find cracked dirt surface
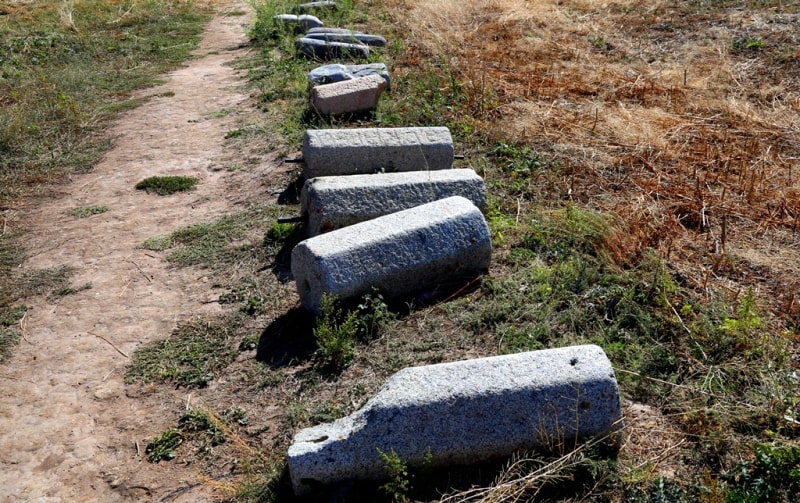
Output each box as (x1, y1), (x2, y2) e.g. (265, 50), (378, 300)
(0, 3), (285, 501)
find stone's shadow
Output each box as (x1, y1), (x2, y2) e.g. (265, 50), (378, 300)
(301, 107), (378, 127)
(256, 307), (316, 368)
(283, 441), (619, 503)
(277, 175), (304, 205)
(269, 223), (306, 284)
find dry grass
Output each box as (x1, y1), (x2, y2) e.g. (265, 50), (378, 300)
(386, 0), (800, 318)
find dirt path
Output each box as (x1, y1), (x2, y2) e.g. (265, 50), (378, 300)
(0, 3), (281, 501)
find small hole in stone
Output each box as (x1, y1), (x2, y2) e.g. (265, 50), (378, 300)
(311, 435), (328, 443)
(570, 358), (578, 366)
(302, 279), (311, 295)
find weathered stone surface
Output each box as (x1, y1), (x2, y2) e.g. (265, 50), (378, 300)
(291, 196), (490, 313)
(301, 169), (486, 236)
(273, 14), (324, 32)
(305, 31), (387, 47)
(306, 27), (354, 35)
(293, 1), (337, 13)
(302, 126), (454, 178)
(287, 344), (622, 494)
(310, 74), (386, 116)
(295, 37), (370, 60)
(308, 63), (391, 90)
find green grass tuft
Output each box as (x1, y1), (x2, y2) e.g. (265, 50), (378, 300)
(66, 205), (108, 218)
(135, 176), (199, 195)
(125, 319), (238, 388)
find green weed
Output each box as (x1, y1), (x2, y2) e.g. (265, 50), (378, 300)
(66, 205), (108, 218)
(378, 448), (411, 502)
(125, 319), (238, 388)
(135, 175), (199, 195)
(725, 443), (800, 502)
(142, 206), (275, 268)
(146, 428), (183, 463)
(314, 294), (358, 369)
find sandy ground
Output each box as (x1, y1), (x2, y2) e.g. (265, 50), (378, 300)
(0, 3), (284, 501)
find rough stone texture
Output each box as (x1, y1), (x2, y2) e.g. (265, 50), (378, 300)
(310, 74), (386, 116)
(306, 27), (354, 34)
(302, 126), (454, 178)
(273, 14), (324, 32)
(293, 0), (337, 13)
(287, 344), (622, 494)
(301, 169), (486, 236)
(291, 196), (490, 313)
(305, 31), (387, 47)
(308, 63), (391, 90)
(295, 37), (370, 60)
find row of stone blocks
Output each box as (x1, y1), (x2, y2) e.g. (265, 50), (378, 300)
(271, 12), (622, 495)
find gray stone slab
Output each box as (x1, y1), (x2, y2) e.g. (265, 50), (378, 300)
(295, 37), (370, 60)
(306, 27), (355, 35)
(287, 344), (622, 494)
(308, 63), (391, 90)
(301, 169), (486, 236)
(273, 14), (324, 32)
(310, 73), (387, 116)
(302, 127), (454, 178)
(304, 32), (387, 47)
(293, 1), (337, 13)
(291, 196), (491, 313)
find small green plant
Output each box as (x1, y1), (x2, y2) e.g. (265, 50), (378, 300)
(725, 443), (800, 502)
(356, 290), (395, 340)
(265, 221), (295, 242)
(378, 448), (411, 502)
(732, 37), (765, 51)
(145, 428), (183, 462)
(178, 410), (226, 447)
(314, 294), (358, 369)
(140, 235), (174, 251)
(66, 205), (108, 218)
(224, 128), (244, 139)
(135, 176), (199, 195)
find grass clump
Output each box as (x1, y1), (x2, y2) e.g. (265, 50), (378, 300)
(146, 428), (183, 463)
(725, 442), (800, 502)
(125, 319), (238, 388)
(141, 206), (275, 268)
(66, 205), (108, 218)
(0, 304), (26, 362)
(313, 291), (396, 370)
(135, 176), (199, 195)
(314, 294), (359, 369)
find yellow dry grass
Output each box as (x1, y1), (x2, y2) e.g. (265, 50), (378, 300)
(387, 0), (800, 315)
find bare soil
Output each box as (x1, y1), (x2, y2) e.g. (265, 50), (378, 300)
(0, 3), (288, 501)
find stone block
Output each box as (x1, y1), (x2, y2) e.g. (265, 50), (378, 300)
(306, 27), (354, 35)
(273, 14), (324, 32)
(293, 1), (337, 13)
(302, 126), (454, 178)
(295, 37), (370, 60)
(291, 196), (491, 313)
(301, 169), (487, 236)
(308, 63), (391, 90)
(305, 31), (387, 47)
(287, 344), (622, 494)
(310, 74), (386, 116)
